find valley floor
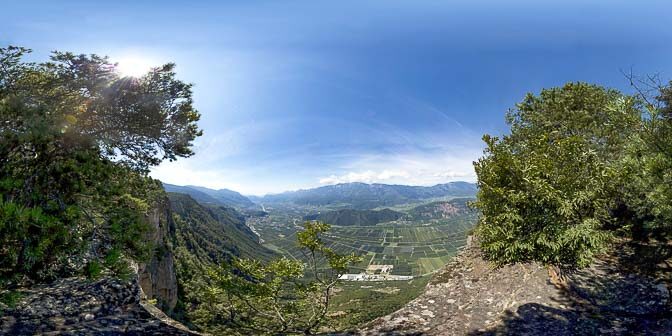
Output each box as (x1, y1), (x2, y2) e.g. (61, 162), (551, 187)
(356, 239), (672, 336)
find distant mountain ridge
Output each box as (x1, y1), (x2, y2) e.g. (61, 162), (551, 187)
(257, 181), (477, 209)
(163, 181), (478, 210)
(162, 183), (256, 209)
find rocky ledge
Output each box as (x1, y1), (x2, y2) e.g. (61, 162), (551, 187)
(0, 277), (198, 335)
(359, 240), (672, 335)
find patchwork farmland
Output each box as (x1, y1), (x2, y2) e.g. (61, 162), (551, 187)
(258, 208), (478, 276)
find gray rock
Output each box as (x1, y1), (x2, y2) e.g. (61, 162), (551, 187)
(0, 277), (199, 335)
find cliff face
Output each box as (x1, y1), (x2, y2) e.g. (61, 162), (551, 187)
(137, 192), (274, 314)
(0, 195), (192, 334)
(137, 196), (178, 311)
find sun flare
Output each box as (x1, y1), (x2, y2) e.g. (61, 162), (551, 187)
(116, 56), (155, 77)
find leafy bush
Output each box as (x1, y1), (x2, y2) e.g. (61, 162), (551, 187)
(473, 83), (642, 268)
(620, 80), (672, 239)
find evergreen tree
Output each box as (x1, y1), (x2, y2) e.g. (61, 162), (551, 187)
(188, 221), (361, 335)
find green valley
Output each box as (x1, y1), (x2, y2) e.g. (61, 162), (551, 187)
(250, 195), (478, 277)
(231, 185), (480, 332)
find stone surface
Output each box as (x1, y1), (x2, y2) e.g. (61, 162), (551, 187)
(357, 241), (672, 336)
(565, 258), (670, 316)
(0, 277), (198, 335)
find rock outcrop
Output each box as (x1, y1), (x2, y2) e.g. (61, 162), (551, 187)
(0, 196), (197, 335)
(359, 240), (672, 335)
(138, 196), (178, 311)
(0, 277), (197, 335)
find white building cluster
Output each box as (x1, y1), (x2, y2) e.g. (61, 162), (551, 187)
(339, 264), (413, 281)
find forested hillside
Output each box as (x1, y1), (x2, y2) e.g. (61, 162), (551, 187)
(407, 198), (474, 220)
(304, 208), (403, 226)
(164, 183), (256, 209)
(167, 192), (277, 326)
(168, 192), (274, 263)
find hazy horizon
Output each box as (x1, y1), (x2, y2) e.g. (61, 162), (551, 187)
(4, 0), (671, 194)
(164, 179), (478, 197)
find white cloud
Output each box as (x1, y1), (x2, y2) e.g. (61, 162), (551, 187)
(317, 151), (478, 187)
(150, 160), (247, 192)
(433, 170), (473, 178)
(319, 169), (410, 184)
(151, 118), (485, 195)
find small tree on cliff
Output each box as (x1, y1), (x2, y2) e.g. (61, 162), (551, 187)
(473, 82), (642, 268)
(0, 46), (201, 285)
(191, 221), (362, 335)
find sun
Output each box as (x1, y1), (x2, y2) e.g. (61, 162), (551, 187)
(116, 56), (155, 77)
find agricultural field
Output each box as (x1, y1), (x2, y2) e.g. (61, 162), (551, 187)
(245, 197), (478, 329)
(327, 218), (475, 276)
(328, 276), (431, 330)
(251, 200), (478, 276)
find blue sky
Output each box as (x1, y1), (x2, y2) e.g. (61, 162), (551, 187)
(2, 0), (671, 195)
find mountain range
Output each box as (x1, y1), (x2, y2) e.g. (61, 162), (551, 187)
(163, 181), (478, 210)
(252, 181), (477, 209)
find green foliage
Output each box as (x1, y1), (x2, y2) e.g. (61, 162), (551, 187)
(620, 80), (672, 238)
(168, 193), (275, 263)
(84, 261), (103, 279)
(0, 45), (201, 285)
(304, 208), (403, 226)
(0, 198), (75, 284)
(169, 193), (277, 325)
(0, 290), (24, 311)
(188, 222), (362, 335)
(473, 83), (642, 268)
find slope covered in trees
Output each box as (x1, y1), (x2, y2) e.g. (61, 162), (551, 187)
(406, 198), (475, 221)
(164, 184), (256, 209)
(168, 192), (274, 263)
(304, 208), (403, 226)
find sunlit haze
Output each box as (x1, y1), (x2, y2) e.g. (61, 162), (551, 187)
(3, 0), (670, 195)
(116, 56), (155, 77)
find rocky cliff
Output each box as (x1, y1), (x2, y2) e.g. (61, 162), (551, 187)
(0, 277), (197, 335)
(359, 239), (672, 335)
(138, 196), (179, 311)
(0, 196), (198, 335)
